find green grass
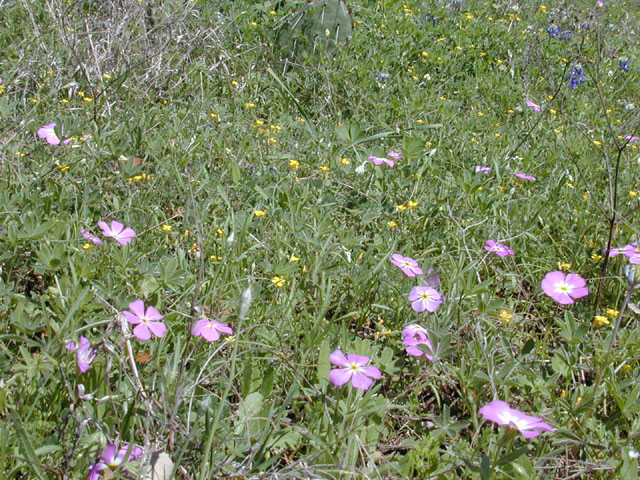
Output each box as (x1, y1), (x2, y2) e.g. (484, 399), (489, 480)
(1, 0), (640, 478)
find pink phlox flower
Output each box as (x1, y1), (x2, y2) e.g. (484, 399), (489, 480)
(402, 323), (427, 338)
(475, 165), (492, 174)
(485, 239), (514, 257)
(122, 300), (167, 340)
(88, 443), (144, 480)
(423, 268), (441, 289)
(541, 271), (589, 305)
(65, 336), (97, 372)
(607, 243), (635, 257)
(512, 172), (536, 181)
(624, 135), (640, 142)
(81, 228), (103, 245)
(192, 318), (233, 341)
(37, 122), (71, 146)
(328, 349), (382, 390)
(98, 220), (137, 245)
(479, 400), (554, 439)
(387, 151), (403, 160)
(367, 155), (395, 167)
(402, 329), (438, 360)
(390, 253), (423, 277)
(408, 285), (443, 313)
(526, 100), (541, 112)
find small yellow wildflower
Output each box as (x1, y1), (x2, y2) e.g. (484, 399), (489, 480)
(439, 96), (447, 101)
(209, 255), (222, 261)
(566, 182), (575, 188)
(319, 166), (329, 172)
(209, 113), (218, 119)
(225, 335), (236, 343)
(216, 228), (224, 237)
(82, 243), (93, 250)
(507, 109), (515, 114)
(102, 73), (112, 79)
(250, 21), (258, 27)
(420, 51), (429, 57)
(479, 52), (487, 57)
(289, 159), (300, 169)
(415, 119), (425, 125)
(59, 165), (69, 173)
(339, 158), (350, 165)
(593, 315), (610, 326)
(268, 9), (276, 15)
(289, 254), (299, 262)
(267, 137), (277, 144)
(591, 253), (602, 261)
(254, 209), (267, 217)
(583, 192), (589, 201)
(557, 261), (571, 271)
(606, 308), (619, 317)
(494, 133), (501, 137)
(271, 276), (286, 287)
(161, 224), (172, 232)
(549, 109), (557, 115)
(622, 364), (632, 372)
(296, 117), (306, 123)
(231, 80), (238, 86)
(406, 200), (419, 209)
(61, 98), (69, 104)
(630, 191), (638, 198)
(396, 204), (407, 212)
(244, 102), (255, 108)
(539, 5), (547, 12)
(387, 221), (397, 228)
(499, 310), (513, 324)
(593, 140), (602, 146)
(477, 111), (484, 116)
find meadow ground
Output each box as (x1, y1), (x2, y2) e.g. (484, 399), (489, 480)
(1, 0), (640, 478)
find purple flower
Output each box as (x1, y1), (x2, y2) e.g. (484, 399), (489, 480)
(390, 254), (423, 277)
(479, 400), (554, 439)
(512, 172), (536, 181)
(402, 328), (437, 360)
(546, 27), (559, 37)
(98, 221), (136, 245)
(122, 300), (167, 340)
(402, 323), (427, 338)
(37, 122), (70, 146)
(192, 318), (233, 341)
(526, 100), (541, 112)
(88, 443), (144, 480)
(475, 165), (491, 174)
(387, 151), (403, 160)
(624, 135), (640, 143)
(81, 229), (103, 245)
(620, 59), (630, 72)
(328, 349), (381, 390)
(65, 336), (97, 373)
(541, 271), (589, 304)
(367, 155), (394, 167)
(484, 239), (514, 257)
(608, 243), (635, 257)
(423, 267), (441, 288)
(408, 286), (443, 313)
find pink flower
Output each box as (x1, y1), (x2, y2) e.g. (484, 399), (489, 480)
(98, 221), (136, 245)
(512, 172), (536, 181)
(328, 349), (382, 390)
(402, 323), (427, 338)
(475, 165), (492, 174)
(37, 122), (71, 146)
(402, 328), (437, 360)
(390, 254), (423, 277)
(479, 400), (554, 439)
(408, 286), (443, 313)
(65, 336), (97, 373)
(88, 443), (144, 480)
(192, 318), (233, 341)
(122, 300), (167, 340)
(81, 229), (103, 245)
(541, 271), (589, 305)
(526, 100), (541, 112)
(624, 135), (640, 142)
(608, 244), (635, 257)
(367, 155), (395, 167)
(484, 239), (514, 257)
(387, 151), (403, 160)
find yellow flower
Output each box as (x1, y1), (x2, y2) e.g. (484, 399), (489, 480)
(102, 73), (112, 79)
(289, 159), (300, 169)
(477, 111), (484, 116)
(289, 254), (299, 262)
(630, 191), (638, 198)
(406, 200), (419, 209)
(61, 98), (69, 104)
(396, 204), (407, 212)
(593, 140), (602, 146)
(209, 113), (218, 119)
(593, 315), (610, 326)
(549, 109), (557, 115)
(161, 224), (172, 232)
(507, 109), (515, 114)
(591, 253), (602, 261)
(271, 276), (286, 287)
(59, 165), (69, 173)
(499, 310), (513, 324)
(83, 96), (93, 103)
(566, 182), (575, 188)
(254, 209), (267, 217)
(231, 80), (238, 86)
(225, 335), (236, 343)
(296, 117), (306, 123)
(606, 308), (619, 317)
(82, 243), (94, 250)
(245, 102), (255, 108)
(216, 228), (224, 237)
(250, 21), (258, 27)
(267, 137), (277, 144)
(339, 157), (350, 165)
(539, 5), (547, 12)
(583, 192), (589, 201)
(209, 255), (222, 261)
(387, 221), (397, 228)
(557, 261), (571, 271)
(439, 96), (447, 101)
(622, 364), (632, 372)
(268, 9), (276, 15)
(319, 166), (329, 172)
(415, 119), (425, 125)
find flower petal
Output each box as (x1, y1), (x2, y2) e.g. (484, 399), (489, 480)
(329, 349), (349, 367)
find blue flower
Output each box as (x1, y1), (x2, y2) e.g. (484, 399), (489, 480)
(547, 26), (559, 37)
(620, 59), (630, 72)
(558, 31), (572, 40)
(568, 67), (586, 89)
